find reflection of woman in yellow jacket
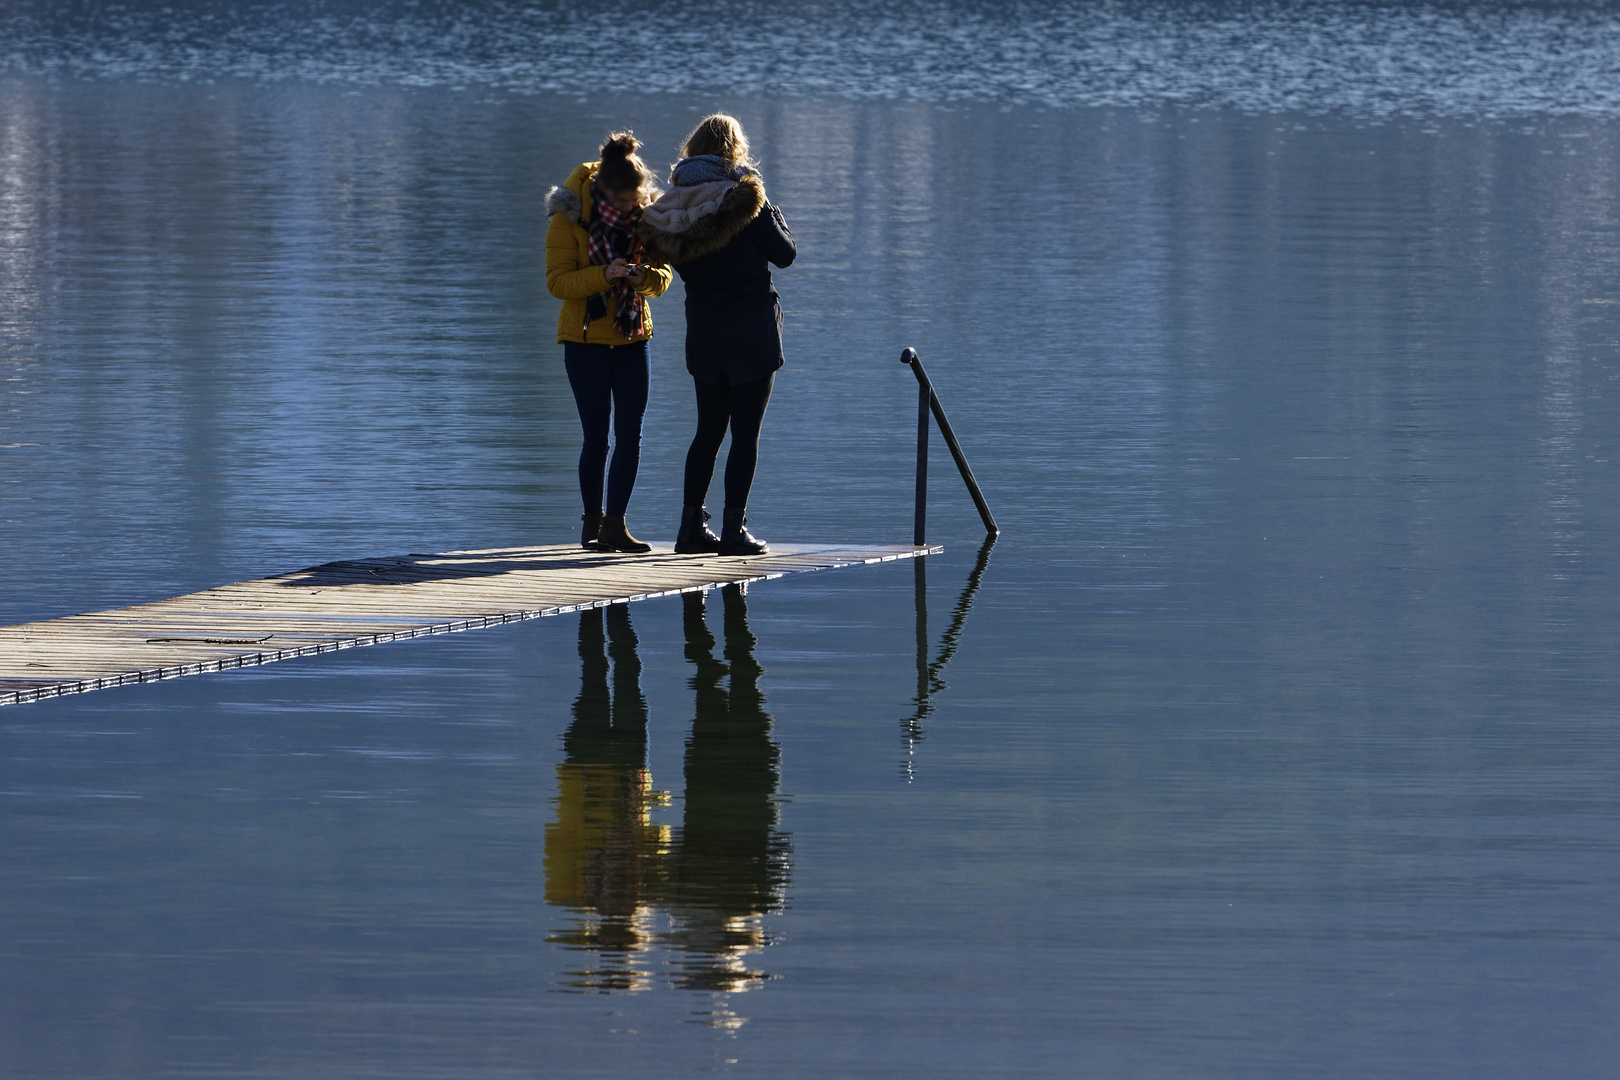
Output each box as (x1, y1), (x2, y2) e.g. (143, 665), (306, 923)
(545, 132), (673, 553)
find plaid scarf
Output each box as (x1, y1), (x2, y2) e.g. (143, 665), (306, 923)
(587, 183), (646, 339)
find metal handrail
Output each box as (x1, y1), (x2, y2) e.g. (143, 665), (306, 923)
(901, 347), (998, 544)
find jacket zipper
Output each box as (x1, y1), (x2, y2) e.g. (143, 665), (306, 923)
(582, 213), (593, 343)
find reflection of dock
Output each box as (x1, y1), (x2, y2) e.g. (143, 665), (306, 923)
(0, 543), (937, 706)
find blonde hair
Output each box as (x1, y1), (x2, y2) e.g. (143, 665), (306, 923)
(596, 130), (660, 202)
(680, 113), (756, 169)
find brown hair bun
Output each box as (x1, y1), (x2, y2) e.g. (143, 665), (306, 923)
(595, 130), (658, 201)
(600, 130), (640, 161)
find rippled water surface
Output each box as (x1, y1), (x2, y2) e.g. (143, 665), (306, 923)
(5, 3), (1620, 1078)
(8, 0), (1620, 117)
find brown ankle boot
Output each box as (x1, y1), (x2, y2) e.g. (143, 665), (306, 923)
(597, 514), (651, 553)
(581, 510), (603, 549)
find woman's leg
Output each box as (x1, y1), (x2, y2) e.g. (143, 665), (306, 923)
(605, 603), (646, 745)
(563, 343), (612, 513)
(721, 373), (775, 511)
(684, 377), (732, 507)
(603, 341), (650, 517)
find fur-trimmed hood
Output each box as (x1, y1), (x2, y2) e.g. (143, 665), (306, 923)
(638, 174), (766, 266)
(545, 162), (595, 225)
(545, 184), (582, 222)
(640, 180), (734, 234)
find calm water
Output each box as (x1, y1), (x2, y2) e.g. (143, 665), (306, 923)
(5, 3), (1620, 1077)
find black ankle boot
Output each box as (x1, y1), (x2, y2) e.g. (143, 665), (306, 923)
(581, 510), (603, 549)
(719, 507), (767, 556)
(675, 505), (722, 554)
(597, 514), (651, 553)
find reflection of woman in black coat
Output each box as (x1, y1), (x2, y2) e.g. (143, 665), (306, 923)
(640, 114), (796, 556)
(662, 585), (789, 991)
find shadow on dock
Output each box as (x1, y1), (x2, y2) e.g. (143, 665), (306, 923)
(543, 585), (788, 998)
(281, 549), (674, 588)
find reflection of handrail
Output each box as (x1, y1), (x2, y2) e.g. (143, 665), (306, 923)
(902, 534), (996, 778)
(901, 347), (999, 544)
(927, 533), (996, 682)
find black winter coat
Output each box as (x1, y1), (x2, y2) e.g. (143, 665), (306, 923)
(639, 176), (796, 387)
(681, 204), (795, 386)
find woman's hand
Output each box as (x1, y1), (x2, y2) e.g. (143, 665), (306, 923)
(605, 257), (630, 281)
(626, 265), (647, 287)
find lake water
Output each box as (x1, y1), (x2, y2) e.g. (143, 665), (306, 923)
(5, 2), (1620, 1077)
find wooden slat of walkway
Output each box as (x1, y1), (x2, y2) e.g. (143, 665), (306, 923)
(0, 543), (938, 707)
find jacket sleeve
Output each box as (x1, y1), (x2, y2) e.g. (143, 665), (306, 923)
(635, 261), (673, 299)
(545, 213), (610, 300)
(750, 204), (796, 269)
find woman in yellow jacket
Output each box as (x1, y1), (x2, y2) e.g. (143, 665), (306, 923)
(545, 132), (672, 552)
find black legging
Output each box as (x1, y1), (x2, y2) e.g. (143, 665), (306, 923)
(683, 373), (774, 510)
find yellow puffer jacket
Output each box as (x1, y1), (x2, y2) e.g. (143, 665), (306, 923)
(545, 162), (672, 345)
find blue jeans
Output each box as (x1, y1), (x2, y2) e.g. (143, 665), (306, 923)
(564, 340), (650, 517)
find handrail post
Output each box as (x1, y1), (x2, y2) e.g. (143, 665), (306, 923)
(915, 372), (930, 545)
(901, 348), (999, 539)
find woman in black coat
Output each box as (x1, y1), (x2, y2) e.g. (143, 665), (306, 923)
(639, 114), (795, 556)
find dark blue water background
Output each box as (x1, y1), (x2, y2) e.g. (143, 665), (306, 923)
(4, 3), (1620, 1077)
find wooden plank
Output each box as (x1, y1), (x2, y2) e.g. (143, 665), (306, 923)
(0, 543), (938, 706)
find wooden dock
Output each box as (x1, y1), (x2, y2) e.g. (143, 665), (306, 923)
(0, 543), (937, 707)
